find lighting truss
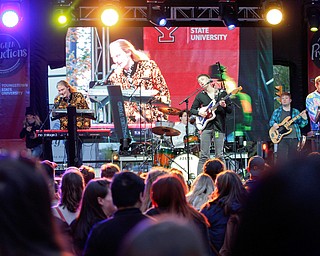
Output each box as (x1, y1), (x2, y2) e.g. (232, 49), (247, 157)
(76, 5), (263, 26)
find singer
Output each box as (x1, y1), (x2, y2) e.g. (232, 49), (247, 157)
(107, 39), (170, 124)
(190, 73), (232, 174)
(19, 107), (43, 158)
(53, 80), (91, 167)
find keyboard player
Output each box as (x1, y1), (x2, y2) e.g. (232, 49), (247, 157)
(53, 80), (91, 167)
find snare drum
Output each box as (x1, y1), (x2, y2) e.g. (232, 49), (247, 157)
(154, 148), (175, 168)
(170, 153), (199, 181)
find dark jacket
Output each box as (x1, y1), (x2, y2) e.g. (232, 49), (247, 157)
(201, 199), (242, 255)
(19, 123), (42, 149)
(190, 90), (232, 132)
(83, 208), (150, 256)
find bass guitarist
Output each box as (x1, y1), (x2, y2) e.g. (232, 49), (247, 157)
(190, 74), (232, 174)
(269, 92), (308, 161)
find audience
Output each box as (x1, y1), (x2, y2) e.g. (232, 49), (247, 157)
(233, 157), (320, 255)
(0, 153), (71, 255)
(100, 163), (120, 179)
(203, 158), (226, 182)
(201, 170), (248, 255)
(140, 167), (168, 212)
(187, 173), (215, 211)
(83, 171), (151, 256)
(71, 178), (116, 256)
(52, 168), (85, 225)
(145, 174), (212, 255)
(119, 217), (209, 256)
(79, 165), (95, 185)
(243, 155), (266, 193)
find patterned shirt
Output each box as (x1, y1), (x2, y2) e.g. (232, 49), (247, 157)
(54, 92), (91, 130)
(269, 107), (308, 141)
(306, 90), (320, 131)
(109, 60), (170, 124)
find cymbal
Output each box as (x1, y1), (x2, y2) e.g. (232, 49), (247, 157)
(158, 106), (181, 115)
(151, 126), (181, 136)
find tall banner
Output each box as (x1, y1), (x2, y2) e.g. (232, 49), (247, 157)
(308, 31), (320, 93)
(143, 27), (240, 115)
(0, 1), (30, 140)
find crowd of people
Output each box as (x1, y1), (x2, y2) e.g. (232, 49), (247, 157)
(2, 150), (320, 256)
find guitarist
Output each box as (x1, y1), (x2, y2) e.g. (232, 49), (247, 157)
(269, 92), (308, 161)
(190, 74), (232, 174)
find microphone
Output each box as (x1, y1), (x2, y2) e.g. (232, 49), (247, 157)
(103, 64), (117, 83)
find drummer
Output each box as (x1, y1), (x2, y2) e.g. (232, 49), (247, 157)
(172, 110), (197, 151)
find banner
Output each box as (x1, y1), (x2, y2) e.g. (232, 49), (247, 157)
(308, 31), (320, 93)
(0, 1), (30, 140)
(143, 27), (240, 116)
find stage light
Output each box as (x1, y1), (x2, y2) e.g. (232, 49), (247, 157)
(263, 0), (283, 25)
(0, 1), (21, 28)
(147, 2), (168, 27)
(307, 7), (320, 32)
(219, 2), (238, 30)
(100, 5), (120, 26)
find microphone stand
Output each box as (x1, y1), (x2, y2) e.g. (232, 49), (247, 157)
(179, 86), (205, 185)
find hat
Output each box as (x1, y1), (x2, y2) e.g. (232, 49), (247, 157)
(247, 156), (265, 176)
(208, 64), (226, 81)
(25, 107), (37, 116)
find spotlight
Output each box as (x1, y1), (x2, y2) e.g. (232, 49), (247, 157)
(100, 5), (120, 26)
(307, 6), (320, 32)
(53, 8), (72, 27)
(219, 2), (238, 30)
(0, 1), (21, 28)
(147, 2), (168, 27)
(263, 0), (283, 25)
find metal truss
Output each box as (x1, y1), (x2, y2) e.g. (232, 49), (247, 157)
(78, 5), (264, 24)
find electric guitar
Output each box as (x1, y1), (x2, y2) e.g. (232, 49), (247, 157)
(196, 86), (242, 131)
(269, 110), (307, 144)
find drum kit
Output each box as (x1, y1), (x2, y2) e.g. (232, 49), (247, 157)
(132, 101), (200, 181)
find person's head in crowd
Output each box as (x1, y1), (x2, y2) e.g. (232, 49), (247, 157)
(40, 160), (59, 204)
(79, 165), (95, 185)
(233, 157), (320, 255)
(169, 168), (189, 193)
(203, 158), (226, 181)
(207, 170), (248, 213)
(141, 167), (168, 212)
(247, 155), (265, 178)
(186, 173), (215, 211)
(100, 163), (120, 179)
(59, 169), (85, 213)
(111, 171), (145, 209)
(72, 178), (116, 255)
(119, 217), (207, 256)
(0, 153), (66, 255)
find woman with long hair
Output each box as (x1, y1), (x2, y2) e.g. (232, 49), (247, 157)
(52, 169), (85, 225)
(71, 178), (116, 255)
(200, 170), (248, 254)
(187, 173), (215, 211)
(146, 174), (212, 255)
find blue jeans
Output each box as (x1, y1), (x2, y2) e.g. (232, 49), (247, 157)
(197, 129), (225, 174)
(31, 144), (43, 158)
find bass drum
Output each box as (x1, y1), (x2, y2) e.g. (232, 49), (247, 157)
(170, 153), (199, 181)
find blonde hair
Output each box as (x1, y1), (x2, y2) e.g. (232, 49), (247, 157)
(110, 39), (150, 62)
(315, 76), (320, 85)
(186, 173), (214, 210)
(23, 114), (42, 127)
(56, 80), (77, 93)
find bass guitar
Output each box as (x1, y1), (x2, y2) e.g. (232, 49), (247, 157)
(269, 110), (307, 144)
(196, 87), (242, 131)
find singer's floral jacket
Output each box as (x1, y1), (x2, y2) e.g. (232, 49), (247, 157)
(109, 60), (170, 124)
(54, 92), (91, 130)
